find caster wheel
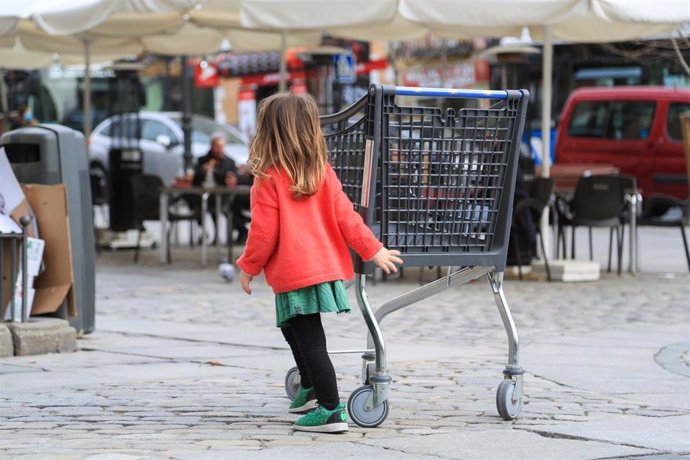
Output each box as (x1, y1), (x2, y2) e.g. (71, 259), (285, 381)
(496, 379), (522, 420)
(347, 385), (389, 428)
(284, 367), (300, 401)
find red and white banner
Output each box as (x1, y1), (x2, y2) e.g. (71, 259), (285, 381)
(195, 62), (219, 88)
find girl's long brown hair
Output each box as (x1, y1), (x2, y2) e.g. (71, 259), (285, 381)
(248, 92), (328, 198)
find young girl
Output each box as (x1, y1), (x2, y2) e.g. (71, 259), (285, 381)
(237, 93), (402, 434)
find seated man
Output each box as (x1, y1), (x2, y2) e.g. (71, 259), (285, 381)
(192, 133), (251, 244)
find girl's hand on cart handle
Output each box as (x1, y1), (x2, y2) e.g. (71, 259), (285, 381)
(240, 271), (253, 295)
(370, 248), (403, 274)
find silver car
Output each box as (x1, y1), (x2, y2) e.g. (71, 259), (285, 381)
(88, 111), (250, 188)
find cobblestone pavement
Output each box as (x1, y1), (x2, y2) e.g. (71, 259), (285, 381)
(1, 241), (689, 459)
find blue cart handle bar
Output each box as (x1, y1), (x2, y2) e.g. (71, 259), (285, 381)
(394, 86), (519, 100)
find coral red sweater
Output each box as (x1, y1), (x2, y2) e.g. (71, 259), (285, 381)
(237, 165), (382, 294)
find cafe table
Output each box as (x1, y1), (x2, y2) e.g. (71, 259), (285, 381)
(159, 181), (250, 266)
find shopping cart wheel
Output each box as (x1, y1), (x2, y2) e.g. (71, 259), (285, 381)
(284, 367), (301, 401)
(496, 379), (522, 420)
(348, 385), (389, 428)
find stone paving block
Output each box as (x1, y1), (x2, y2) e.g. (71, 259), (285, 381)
(5, 318), (76, 356)
(0, 323), (13, 357)
(362, 430), (653, 459)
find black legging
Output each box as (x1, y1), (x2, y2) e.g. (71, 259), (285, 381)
(281, 314), (339, 410)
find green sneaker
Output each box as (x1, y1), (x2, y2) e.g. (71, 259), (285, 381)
(289, 386), (318, 414)
(293, 403), (348, 433)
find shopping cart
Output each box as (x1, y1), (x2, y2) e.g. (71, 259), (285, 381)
(284, 84), (529, 427)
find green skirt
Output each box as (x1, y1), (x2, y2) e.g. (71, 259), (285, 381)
(275, 280), (350, 328)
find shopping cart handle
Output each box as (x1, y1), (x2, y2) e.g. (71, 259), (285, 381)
(394, 86), (518, 100)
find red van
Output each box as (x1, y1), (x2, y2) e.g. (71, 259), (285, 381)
(555, 86), (690, 198)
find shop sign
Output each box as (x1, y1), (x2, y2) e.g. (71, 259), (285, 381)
(195, 61), (219, 88)
(333, 53), (356, 84)
(401, 62), (476, 88)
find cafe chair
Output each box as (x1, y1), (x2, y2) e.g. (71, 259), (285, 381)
(130, 174), (200, 263)
(637, 195), (690, 272)
(556, 174), (634, 275)
(511, 177), (556, 281)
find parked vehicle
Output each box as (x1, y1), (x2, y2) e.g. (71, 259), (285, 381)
(88, 111), (249, 188)
(555, 86), (690, 198)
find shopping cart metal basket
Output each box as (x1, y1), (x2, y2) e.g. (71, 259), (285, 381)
(284, 84), (529, 427)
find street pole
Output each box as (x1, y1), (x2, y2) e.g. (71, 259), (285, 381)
(181, 55), (193, 173)
(82, 38), (92, 140)
(540, 25), (553, 258)
(279, 29), (288, 92)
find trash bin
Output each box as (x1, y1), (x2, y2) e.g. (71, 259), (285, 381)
(108, 146), (143, 232)
(1, 124), (96, 334)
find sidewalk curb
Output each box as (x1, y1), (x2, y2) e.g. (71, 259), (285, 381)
(5, 317), (78, 356)
(0, 323), (12, 357)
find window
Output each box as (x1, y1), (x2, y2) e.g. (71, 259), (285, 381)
(568, 101), (655, 140)
(103, 117), (139, 139)
(608, 101), (655, 140)
(170, 115), (245, 145)
(99, 121), (113, 137)
(666, 102), (690, 142)
(568, 102), (609, 138)
(142, 120), (177, 143)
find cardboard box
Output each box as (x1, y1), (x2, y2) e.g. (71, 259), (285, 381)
(21, 184), (76, 317)
(1, 144), (75, 319)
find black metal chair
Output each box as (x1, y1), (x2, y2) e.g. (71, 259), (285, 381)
(130, 174), (200, 263)
(637, 194), (690, 272)
(556, 174), (634, 275)
(511, 177), (555, 281)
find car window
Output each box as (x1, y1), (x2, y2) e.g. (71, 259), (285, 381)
(99, 121), (112, 137)
(191, 128), (210, 145)
(194, 118), (243, 144)
(105, 117), (139, 139)
(568, 101), (655, 140)
(568, 102), (609, 138)
(608, 101), (655, 140)
(142, 120), (177, 143)
(666, 102), (690, 142)
(170, 115), (245, 145)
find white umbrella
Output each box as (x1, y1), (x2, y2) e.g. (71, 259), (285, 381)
(401, 0), (687, 42)
(27, 0), (321, 52)
(31, 0), (201, 35)
(236, 0), (427, 48)
(237, 0), (425, 39)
